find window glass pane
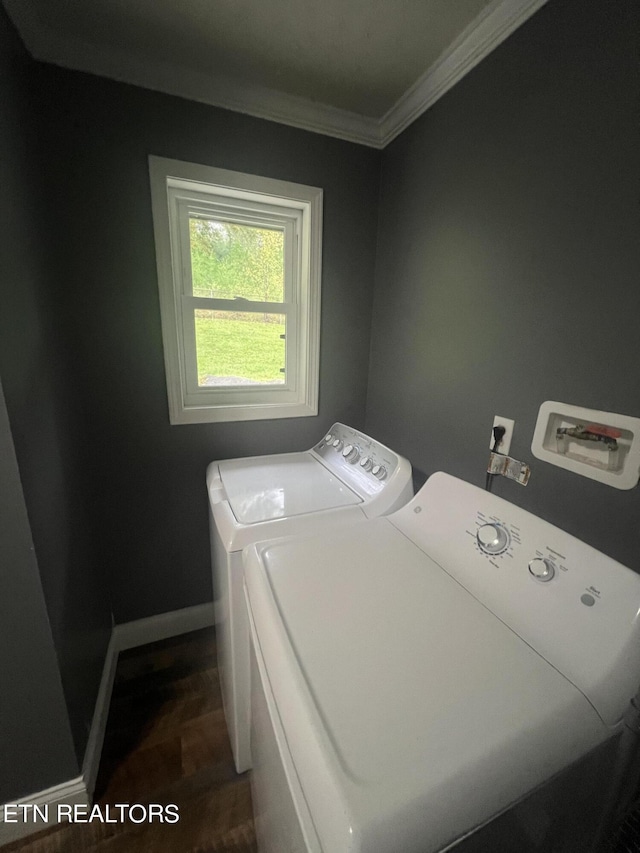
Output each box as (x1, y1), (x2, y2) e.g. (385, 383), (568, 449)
(189, 219), (284, 301)
(195, 310), (286, 387)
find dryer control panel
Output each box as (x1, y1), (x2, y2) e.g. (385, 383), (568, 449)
(389, 472), (640, 728)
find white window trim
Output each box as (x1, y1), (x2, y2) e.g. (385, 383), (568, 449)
(148, 156), (323, 424)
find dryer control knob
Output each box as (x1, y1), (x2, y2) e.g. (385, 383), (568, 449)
(342, 444), (360, 463)
(476, 523), (509, 555)
(528, 558), (555, 582)
(332, 439), (344, 451)
(324, 433), (333, 443)
(372, 465), (387, 480)
(360, 457), (373, 471)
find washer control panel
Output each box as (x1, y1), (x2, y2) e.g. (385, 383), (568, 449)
(311, 423), (413, 515)
(389, 471), (640, 728)
(316, 424), (397, 493)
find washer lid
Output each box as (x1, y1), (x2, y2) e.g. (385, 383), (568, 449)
(245, 519), (608, 853)
(219, 452), (361, 524)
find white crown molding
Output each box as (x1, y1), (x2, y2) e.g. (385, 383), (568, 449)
(2, 3), (382, 148)
(378, 0), (550, 147)
(4, 0), (549, 148)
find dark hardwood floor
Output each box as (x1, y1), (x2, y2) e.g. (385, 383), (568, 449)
(2, 628), (256, 853)
(5, 625), (640, 852)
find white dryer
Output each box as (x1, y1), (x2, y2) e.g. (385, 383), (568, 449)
(207, 423), (413, 773)
(244, 472), (640, 853)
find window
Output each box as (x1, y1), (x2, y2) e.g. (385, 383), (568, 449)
(149, 156), (323, 424)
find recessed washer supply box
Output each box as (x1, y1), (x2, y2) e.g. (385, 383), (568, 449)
(531, 401), (640, 490)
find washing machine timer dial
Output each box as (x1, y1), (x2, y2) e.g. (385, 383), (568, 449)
(476, 523), (510, 555)
(342, 444), (360, 463)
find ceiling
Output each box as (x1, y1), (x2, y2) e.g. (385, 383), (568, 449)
(4, 0), (548, 148)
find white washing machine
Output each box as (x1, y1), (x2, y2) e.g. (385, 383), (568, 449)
(243, 472), (640, 853)
(207, 423), (413, 773)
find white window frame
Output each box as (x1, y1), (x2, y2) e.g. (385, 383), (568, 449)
(148, 156), (323, 424)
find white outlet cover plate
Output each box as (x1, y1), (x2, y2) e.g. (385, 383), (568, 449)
(490, 416), (514, 456)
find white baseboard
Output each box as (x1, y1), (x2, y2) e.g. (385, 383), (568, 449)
(83, 602), (215, 791)
(1, 603), (215, 846)
(0, 776), (88, 846)
(81, 630), (119, 798)
(112, 602), (215, 651)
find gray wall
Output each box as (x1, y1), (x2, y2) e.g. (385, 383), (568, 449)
(0, 377), (78, 799)
(366, 0), (640, 569)
(0, 6), (112, 773)
(3, 0), (638, 806)
(29, 65), (381, 622)
(0, 24), (82, 773)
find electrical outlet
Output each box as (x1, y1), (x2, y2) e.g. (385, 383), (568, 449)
(490, 416), (515, 456)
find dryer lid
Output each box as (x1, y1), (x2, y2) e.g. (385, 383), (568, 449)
(219, 452), (361, 524)
(245, 519), (607, 853)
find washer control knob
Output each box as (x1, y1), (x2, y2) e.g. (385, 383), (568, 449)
(372, 464), (387, 480)
(342, 444), (360, 463)
(476, 523), (509, 555)
(360, 456), (373, 471)
(324, 433), (333, 443)
(332, 438), (344, 451)
(528, 558), (555, 582)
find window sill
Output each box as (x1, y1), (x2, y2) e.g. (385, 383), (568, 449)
(168, 399), (319, 425)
